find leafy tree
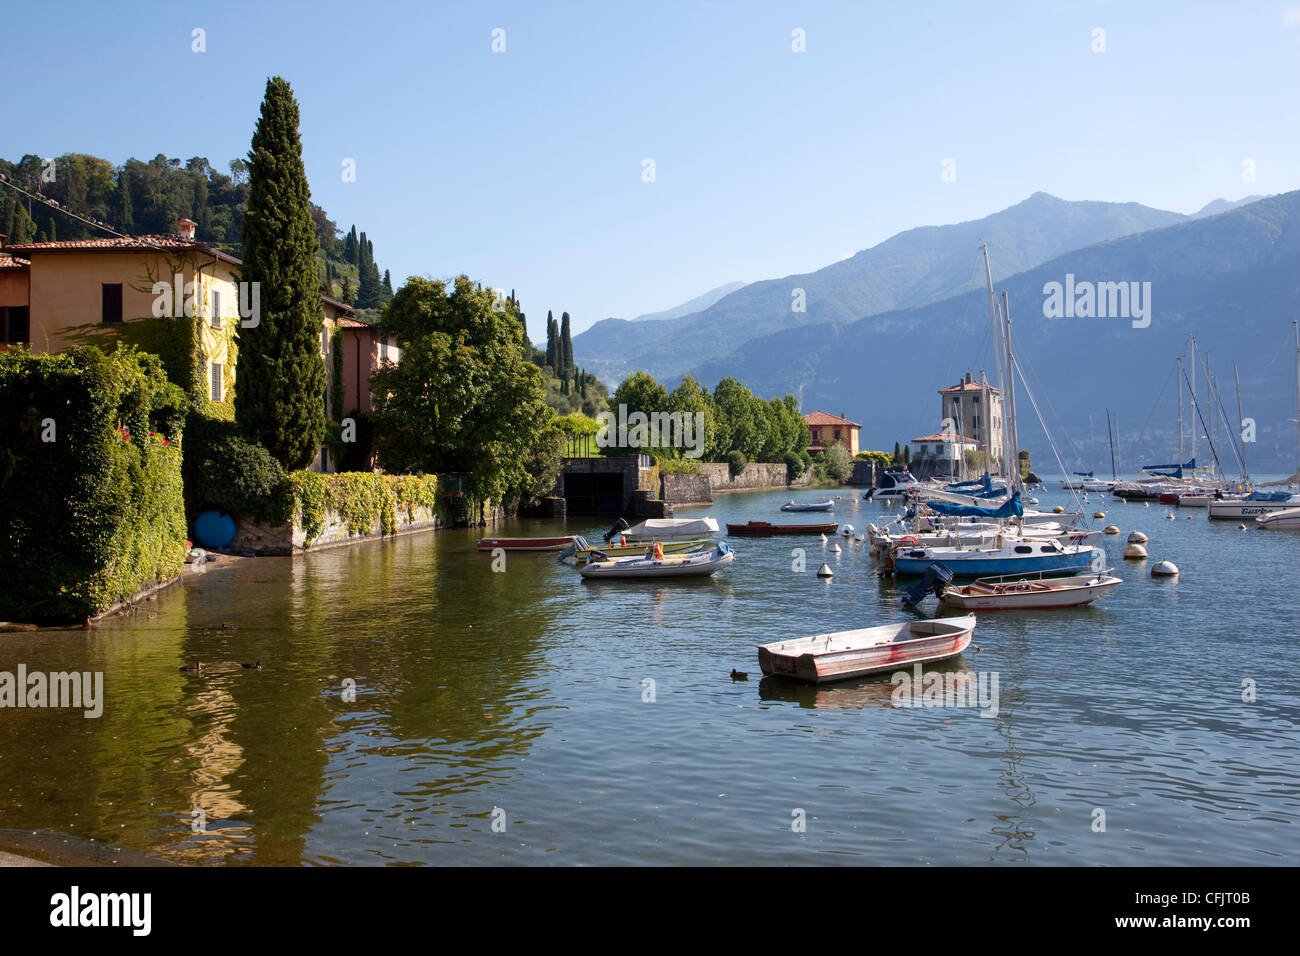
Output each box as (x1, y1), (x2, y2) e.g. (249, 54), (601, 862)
(611, 370), (669, 454)
(234, 75), (327, 470)
(823, 442), (853, 482)
(710, 377), (762, 460)
(371, 276), (552, 504)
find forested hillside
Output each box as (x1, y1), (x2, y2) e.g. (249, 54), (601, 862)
(0, 152), (389, 311)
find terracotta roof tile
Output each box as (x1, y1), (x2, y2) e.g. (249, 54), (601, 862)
(3, 234), (243, 266)
(939, 381), (1000, 394)
(803, 410), (862, 427)
(0, 253), (30, 270)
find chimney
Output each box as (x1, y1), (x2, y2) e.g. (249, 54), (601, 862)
(177, 218), (197, 241)
(965, 372), (972, 385)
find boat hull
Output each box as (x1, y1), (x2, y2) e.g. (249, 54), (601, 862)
(940, 572), (1122, 610)
(571, 539), (712, 562)
(579, 547), (735, 579)
(477, 535), (576, 551)
(726, 521), (839, 536)
(757, 616), (976, 683)
(1256, 507), (1300, 529)
(1208, 498), (1300, 519)
(780, 502), (834, 512)
(893, 547), (1101, 578)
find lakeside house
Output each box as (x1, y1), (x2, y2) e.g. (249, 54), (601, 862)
(803, 410), (861, 456)
(0, 219), (397, 472)
(939, 372), (1003, 468)
(909, 432), (979, 479)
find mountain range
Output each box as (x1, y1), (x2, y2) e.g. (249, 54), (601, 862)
(576, 191), (1298, 470)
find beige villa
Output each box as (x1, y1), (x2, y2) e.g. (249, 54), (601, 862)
(803, 410), (861, 456)
(0, 219), (397, 472)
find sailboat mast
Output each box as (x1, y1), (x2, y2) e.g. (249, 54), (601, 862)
(1294, 320), (1300, 471)
(1177, 357), (1184, 469)
(1234, 362), (1248, 485)
(1106, 409), (1116, 479)
(981, 244), (1006, 480)
(1001, 290), (1020, 492)
(1189, 335), (1197, 467)
(1116, 414), (1122, 478)
(1089, 414), (1095, 475)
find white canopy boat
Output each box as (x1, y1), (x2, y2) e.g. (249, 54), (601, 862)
(940, 569), (1122, 611)
(757, 615), (977, 683)
(617, 517), (720, 541)
(580, 542), (735, 579)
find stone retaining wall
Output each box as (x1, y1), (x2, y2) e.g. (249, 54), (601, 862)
(698, 461), (810, 493)
(232, 502), (505, 556)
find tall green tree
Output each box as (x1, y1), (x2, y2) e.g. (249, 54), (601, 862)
(560, 311), (573, 376)
(545, 311), (557, 369)
(234, 75), (327, 470)
(371, 275), (552, 503)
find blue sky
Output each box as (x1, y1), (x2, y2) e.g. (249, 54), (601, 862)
(4, 1), (1300, 335)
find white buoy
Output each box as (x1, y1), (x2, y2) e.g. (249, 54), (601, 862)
(1028, 497), (1039, 505)
(820, 533), (828, 545)
(1123, 543), (1147, 559)
(1238, 523), (1247, 530)
(840, 524), (854, 536)
(1166, 512), (1176, 521)
(867, 523), (879, 535)
(817, 563), (834, 577)
(1144, 501), (1150, 508)
(1127, 531), (1148, 544)
(1151, 560), (1179, 577)
(1104, 525), (1120, 535)
(830, 542), (842, 553)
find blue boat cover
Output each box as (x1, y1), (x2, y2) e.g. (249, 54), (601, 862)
(1245, 491), (1294, 502)
(926, 491), (1023, 519)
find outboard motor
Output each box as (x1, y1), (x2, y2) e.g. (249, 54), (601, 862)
(602, 517), (631, 543)
(901, 562), (954, 611)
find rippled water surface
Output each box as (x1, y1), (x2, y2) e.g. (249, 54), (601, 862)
(1, 483), (1297, 865)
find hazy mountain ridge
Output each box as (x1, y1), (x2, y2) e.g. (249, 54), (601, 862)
(688, 191), (1300, 469)
(574, 193), (1196, 384)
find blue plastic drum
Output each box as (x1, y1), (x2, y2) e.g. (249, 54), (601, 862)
(194, 510), (237, 549)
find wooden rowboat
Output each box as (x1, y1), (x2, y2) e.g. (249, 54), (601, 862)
(477, 535), (577, 551)
(757, 615), (977, 683)
(939, 569), (1122, 611)
(725, 521), (839, 536)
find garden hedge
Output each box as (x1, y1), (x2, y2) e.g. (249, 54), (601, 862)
(0, 345), (188, 623)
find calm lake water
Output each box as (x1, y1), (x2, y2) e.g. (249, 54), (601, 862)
(2, 481), (1298, 865)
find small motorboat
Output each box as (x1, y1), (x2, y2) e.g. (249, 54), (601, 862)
(780, 500), (835, 512)
(579, 542), (736, 579)
(940, 569), (1123, 611)
(558, 536), (713, 563)
(1256, 506), (1300, 529)
(757, 615), (977, 683)
(477, 534), (577, 551)
(725, 521), (839, 536)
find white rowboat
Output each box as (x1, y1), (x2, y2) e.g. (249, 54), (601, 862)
(757, 615), (977, 683)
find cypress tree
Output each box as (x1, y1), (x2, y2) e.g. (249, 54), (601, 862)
(344, 225), (358, 264)
(560, 311), (573, 377)
(116, 170), (134, 234)
(381, 269), (393, 302)
(545, 311), (556, 369)
(234, 75), (327, 470)
(357, 232), (381, 308)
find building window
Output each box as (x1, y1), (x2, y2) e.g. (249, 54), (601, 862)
(973, 395), (980, 405)
(102, 284), (123, 324)
(210, 362), (223, 402)
(380, 335), (389, 362)
(211, 289), (221, 329)
(1, 306), (29, 344)
(973, 414), (980, 435)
